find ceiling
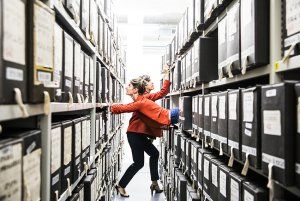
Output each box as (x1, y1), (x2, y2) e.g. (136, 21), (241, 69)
(114, 0), (188, 49)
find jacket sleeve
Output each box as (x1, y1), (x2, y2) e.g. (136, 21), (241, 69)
(110, 102), (141, 114)
(144, 80), (171, 101)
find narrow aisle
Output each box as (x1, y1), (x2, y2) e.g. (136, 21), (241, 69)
(114, 122), (166, 201)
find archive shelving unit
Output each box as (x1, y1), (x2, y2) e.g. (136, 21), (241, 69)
(161, 0), (300, 200)
(0, 0), (126, 201)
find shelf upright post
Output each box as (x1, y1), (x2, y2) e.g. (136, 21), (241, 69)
(269, 0), (282, 84)
(40, 112), (51, 201)
(90, 54), (97, 165)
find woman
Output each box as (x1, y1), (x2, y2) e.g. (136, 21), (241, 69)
(112, 71), (178, 197)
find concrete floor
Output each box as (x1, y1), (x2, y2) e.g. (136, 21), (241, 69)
(113, 121), (166, 201)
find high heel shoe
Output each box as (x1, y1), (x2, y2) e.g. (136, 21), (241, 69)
(150, 184), (163, 196)
(115, 185), (130, 197)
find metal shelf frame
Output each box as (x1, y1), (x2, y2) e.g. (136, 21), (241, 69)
(0, 1), (126, 201)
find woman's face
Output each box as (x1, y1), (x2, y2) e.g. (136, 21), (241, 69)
(145, 80), (154, 92)
(126, 82), (138, 95)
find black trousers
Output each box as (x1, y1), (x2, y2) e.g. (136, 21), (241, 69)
(118, 132), (160, 188)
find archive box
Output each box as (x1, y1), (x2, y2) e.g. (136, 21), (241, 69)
(218, 16), (227, 78)
(242, 181), (268, 201)
(203, 0), (219, 26)
(173, 60), (182, 91)
(80, 0), (90, 37)
(181, 55), (186, 89)
(192, 95), (199, 135)
(53, 23), (63, 102)
(73, 41), (82, 103)
(198, 94), (204, 138)
(89, 0), (98, 46)
(185, 50), (193, 87)
(83, 53), (90, 102)
(89, 57), (94, 102)
(216, 91), (228, 154)
(203, 153), (217, 200)
(179, 96), (193, 131)
(96, 61), (102, 103)
(174, 130), (182, 165)
(203, 94), (211, 146)
(229, 171), (246, 201)
(175, 170), (187, 201)
(210, 158), (224, 201)
(218, 164), (234, 201)
(72, 118), (82, 182)
(101, 67), (108, 103)
(210, 93), (218, 148)
(65, 0), (80, 24)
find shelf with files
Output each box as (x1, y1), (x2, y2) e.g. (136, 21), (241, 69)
(53, 0), (96, 55)
(167, 65), (270, 97)
(0, 104), (45, 122)
(275, 55), (300, 73)
(57, 157), (97, 201)
(51, 103), (96, 113)
(180, 129), (300, 199)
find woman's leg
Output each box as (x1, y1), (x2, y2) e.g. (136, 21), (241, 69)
(144, 140), (160, 182)
(118, 133), (145, 188)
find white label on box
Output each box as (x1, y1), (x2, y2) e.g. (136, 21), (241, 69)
(228, 139), (239, 150)
(3, 0), (26, 65)
(205, 97), (210, 116)
(227, 3), (239, 42)
(64, 36), (73, 78)
(230, 179), (239, 201)
(204, 159), (209, 180)
(52, 174), (59, 185)
(266, 89), (277, 97)
(54, 24), (63, 72)
(245, 123), (252, 129)
(199, 97), (203, 115)
(219, 96), (226, 120)
(243, 92), (254, 122)
(296, 163), (300, 175)
(220, 170), (227, 197)
(241, 0), (252, 27)
(64, 127), (72, 165)
(38, 71), (52, 83)
(35, 3), (54, 68)
(242, 145), (257, 156)
(262, 153), (285, 169)
(211, 164), (218, 187)
(23, 149), (42, 201)
(51, 127), (61, 173)
(0, 143), (22, 201)
(229, 93), (237, 120)
(6, 67), (24, 81)
(244, 129), (252, 137)
(244, 190), (254, 201)
(75, 123), (81, 157)
(286, 0), (300, 36)
(298, 97), (300, 133)
(219, 18), (227, 45)
(211, 95), (218, 117)
(263, 110), (281, 136)
(86, 120), (91, 146)
(82, 121), (87, 150)
(198, 153), (202, 171)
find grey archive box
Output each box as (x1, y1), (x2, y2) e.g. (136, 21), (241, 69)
(175, 170), (187, 201)
(242, 181), (268, 201)
(218, 164), (234, 201)
(0, 138), (23, 201)
(89, 0), (98, 46)
(174, 130), (182, 165)
(197, 148), (211, 191)
(27, 1), (55, 103)
(101, 67), (108, 103)
(96, 61), (102, 103)
(296, 84), (300, 188)
(192, 95), (199, 134)
(165, 44), (172, 65)
(227, 89), (242, 160)
(193, 37), (218, 83)
(89, 57), (94, 102)
(215, 91), (228, 154)
(203, 0), (219, 27)
(0, 129), (42, 201)
(261, 83), (296, 186)
(198, 94), (204, 138)
(62, 32), (74, 103)
(203, 94), (211, 146)
(181, 55), (186, 89)
(218, 15), (227, 78)
(241, 86), (261, 169)
(80, 0), (90, 37)
(73, 40), (82, 103)
(0, 0), (27, 104)
(194, 0), (204, 30)
(283, 0), (300, 59)
(50, 124), (62, 201)
(229, 171), (246, 201)
(173, 60), (182, 91)
(83, 53), (90, 102)
(185, 49), (193, 88)
(210, 93), (218, 148)
(210, 158), (224, 201)
(61, 120), (73, 193)
(202, 153), (217, 200)
(179, 96), (193, 131)
(185, 139), (192, 177)
(72, 118), (82, 182)
(53, 23), (63, 102)
(240, 0), (269, 73)
(226, 1), (241, 76)
(191, 141), (201, 182)
(65, 0), (80, 24)
(84, 173), (97, 201)
(181, 135), (187, 170)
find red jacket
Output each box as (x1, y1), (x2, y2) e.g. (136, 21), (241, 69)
(111, 80), (171, 137)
